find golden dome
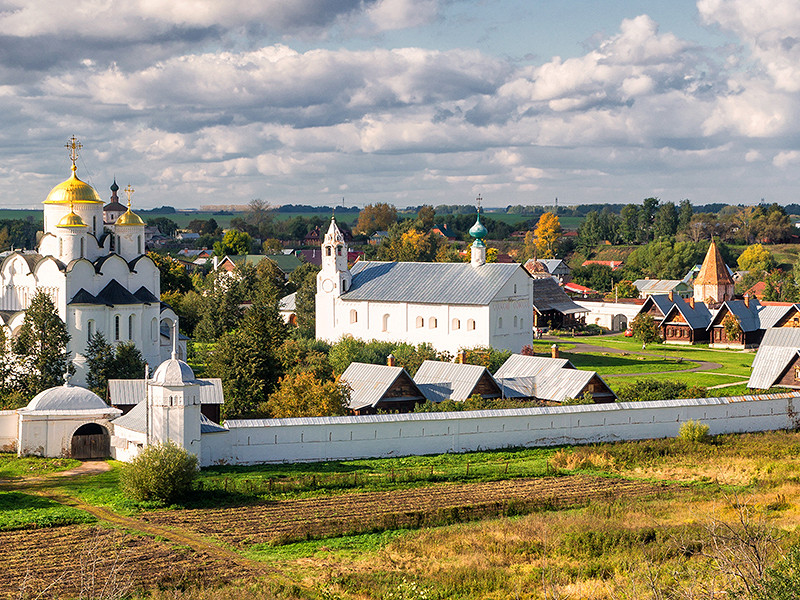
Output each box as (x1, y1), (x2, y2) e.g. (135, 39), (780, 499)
(115, 209), (145, 227)
(56, 209), (88, 228)
(44, 166), (102, 205)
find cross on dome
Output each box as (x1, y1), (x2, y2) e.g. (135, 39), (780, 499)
(65, 136), (82, 172)
(124, 184), (134, 209)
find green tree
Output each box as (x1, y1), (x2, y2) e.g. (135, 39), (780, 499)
(605, 280), (638, 300)
(85, 334), (147, 398)
(276, 338), (333, 380)
(193, 270), (246, 342)
(653, 202), (678, 238)
(619, 205), (640, 244)
(262, 371), (350, 418)
(764, 269), (800, 302)
(678, 199), (693, 231)
(577, 210), (603, 249)
(416, 205), (436, 230)
(630, 313), (661, 347)
(13, 291), (72, 394)
(638, 197), (660, 243)
(213, 229), (253, 256)
(146, 217), (179, 238)
(208, 297), (288, 419)
(287, 262), (320, 338)
(147, 252), (193, 295)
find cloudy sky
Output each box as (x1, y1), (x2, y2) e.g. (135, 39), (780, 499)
(3, 0), (800, 209)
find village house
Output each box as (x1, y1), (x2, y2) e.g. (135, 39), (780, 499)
(659, 296), (712, 345)
(341, 361), (427, 415)
(748, 328), (800, 389)
(531, 277), (587, 330)
(413, 360), (502, 403)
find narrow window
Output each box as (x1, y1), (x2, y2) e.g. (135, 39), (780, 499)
(79, 237), (84, 258)
(128, 314), (134, 340)
(114, 315), (120, 341)
(452, 318), (460, 330)
(520, 318), (524, 330)
(350, 309), (357, 324)
(514, 284), (517, 294)
(514, 316), (518, 328)
(326, 247), (332, 256)
(87, 319), (94, 343)
(151, 317), (157, 342)
(498, 317), (503, 329)
(467, 319), (476, 331)
(137, 235), (142, 254)
(92, 215), (96, 234)
(337, 246), (342, 256)
(429, 317), (437, 329)
(416, 316), (424, 328)
(382, 314), (390, 332)
(59, 238), (63, 256)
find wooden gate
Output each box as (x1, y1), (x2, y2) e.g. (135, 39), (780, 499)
(70, 424), (110, 459)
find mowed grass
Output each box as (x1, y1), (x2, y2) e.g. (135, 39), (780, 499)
(0, 491), (95, 531)
(565, 351), (692, 375)
(0, 453), (80, 478)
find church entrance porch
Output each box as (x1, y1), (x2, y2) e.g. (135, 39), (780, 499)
(70, 423), (110, 459)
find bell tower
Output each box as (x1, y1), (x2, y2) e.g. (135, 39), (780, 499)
(316, 217), (351, 341)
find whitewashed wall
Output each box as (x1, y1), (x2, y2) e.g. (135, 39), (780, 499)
(200, 394), (799, 466)
(575, 300), (644, 331)
(0, 411), (17, 452)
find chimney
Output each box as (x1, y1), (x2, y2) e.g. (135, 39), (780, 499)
(457, 350), (466, 364)
(551, 344), (559, 359)
(668, 290), (674, 302)
(744, 293), (750, 308)
(387, 353), (395, 367)
(690, 297), (695, 309)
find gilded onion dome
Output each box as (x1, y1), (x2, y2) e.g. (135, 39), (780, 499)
(56, 202), (88, 228)
(45, 137), (102, 205)
(115, 184), (145, 226)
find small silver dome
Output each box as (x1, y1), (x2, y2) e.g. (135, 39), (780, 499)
(25, 385), (108, 412)
(151, 358), (196, 386)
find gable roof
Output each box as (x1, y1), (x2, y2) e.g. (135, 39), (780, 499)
(633, 279), (690, 294)
(96, 279), (142, 305)
(748, 328), (800, 389)
(342, 261), (526, 305)
(531, 278), (587, 315)
(341, 363), (425, 411)
(133, 286), (160, 304)
(279, 292), (296, 312)
(707, 299), (789, 332)
(538, 259), (569, 273)
(413, 360), (500, 402)
(109, 378), (224, 406)
(661, 299), (713, 329)
(495, 353), (573, 378)
(639, 294), (677, 318)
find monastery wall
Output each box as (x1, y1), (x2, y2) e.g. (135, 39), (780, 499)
(200, 394), (799, 467)
(0, 411), (16, 452)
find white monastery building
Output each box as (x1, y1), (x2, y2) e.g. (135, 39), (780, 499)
(0, 138), (179, 384)
(315, 212), (534, 354)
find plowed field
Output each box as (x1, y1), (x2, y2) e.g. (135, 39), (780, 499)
(0, 525), (251, 600)
(142, 475), (666, 547)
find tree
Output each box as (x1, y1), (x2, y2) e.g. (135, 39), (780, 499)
(354, 203), (398, 236)
(653, 202), (678, 239)
(722, 313), (743, 344)
(262, 238), (283, 254)
(520, 230), (537, 261)
(605, 280), (638, 300)
(193, 270), (246, 342)
(630, 313), (661, 347)
(378, 222), (439, 262)
(147, 252), (193, 294)
(213, 229), (252, 256)
(764, 269), (800, 302)
(86, 333), (148, 398)
(678, 199), (693, 232)
(287, 262), (320, 337)
(577, 210), (603, 249)
(13, 290), (72, 395)
(533, 212), (562, 258)
(638, 197), (660, 243)
(208, 296), (288, 419)
(146, 217), (179, 238)
(619, 205), (640, 244)
(416, 205), (436, 230)
(262, 371), (350, 418)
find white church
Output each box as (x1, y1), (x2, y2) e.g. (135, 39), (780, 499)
(315, 212), (534, 354)
(0, 138), (180, 385)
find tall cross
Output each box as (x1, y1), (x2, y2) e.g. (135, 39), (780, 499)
(124, 184), (134, 209)
(65, 136), (82, 169)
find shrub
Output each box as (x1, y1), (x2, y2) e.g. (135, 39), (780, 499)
(678, 420), (711, 443)
(121, 442), (198, 504)
(616, 379), (706, 402)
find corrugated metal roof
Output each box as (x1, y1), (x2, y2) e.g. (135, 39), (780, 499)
(341, 261), (525, 305)
(662, 300), (712, 329)
(494, 353), (603, 402)
(532, 278), (587, 315)
(757, 305), (794, 329)
(341, 363), (424, 410)
(279, 292), (296, 312)
(223, 391), (800, 427)
(494, 354), (572, 378)
(634, 280), (689, 293)
(109, 378), (224, 406)
(200, 413), (228, 433)
(112, 401), (226, 434)
(413, 360), (498, 402)
(747, 327), (800, 389)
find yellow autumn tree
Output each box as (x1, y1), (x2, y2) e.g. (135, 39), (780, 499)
(262, 372), (351, 418)
(521, 230), (537, 261)
(354, 203), (398, 236)
(534, 212), (562, 259)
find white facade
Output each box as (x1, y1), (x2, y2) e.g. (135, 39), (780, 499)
(0, 148), (176, 384)
(575, 300), (644, 332)
(315, 219), (534, 354)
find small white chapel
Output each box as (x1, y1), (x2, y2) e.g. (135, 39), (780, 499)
(315, 209), (534, 354)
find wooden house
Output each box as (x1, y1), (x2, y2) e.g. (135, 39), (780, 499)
(341, 362), (426, 415)
(413, 360), (501, 403)
(659, 297), (712, 345)
(531, 277), (587, 329)
(707, 298), (792, 349)
(748, 328), (800, 389)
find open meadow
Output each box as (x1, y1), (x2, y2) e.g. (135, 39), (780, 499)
(2, 427), (800, 599)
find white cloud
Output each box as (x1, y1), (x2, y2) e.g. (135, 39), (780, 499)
(773, 150), (800, 167)
(366, 0), (440, 31)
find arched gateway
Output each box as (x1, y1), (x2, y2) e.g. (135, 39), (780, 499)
(70, 423), (110, 459)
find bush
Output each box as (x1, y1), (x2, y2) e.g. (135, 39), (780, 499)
(121, 442), (198, 504)
(678, 420), (711, 443)
(616, 379), (706, 402)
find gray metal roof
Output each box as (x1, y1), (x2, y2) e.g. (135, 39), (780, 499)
(341, 261), (526, 305)
(494, 353), (609, 402)
(113, 399), (227, 434)
(757, 305), (794, 329)
(538, 259), (569, 274)
(494, 353), (573, 378)
(747, 327), (800, 388)
(640, 294), (677, 317)
(20, 384), (113, 413)
(413, 360), (498, 402)
(661, 300), (712, 329)
(634, 279), (689, 294)
(109, 378), (224, 406)
(532, 278), (587, 315)
(341, 363), (424, 410)
(279, 292), (296, 312)
(223, 391), (800, 427)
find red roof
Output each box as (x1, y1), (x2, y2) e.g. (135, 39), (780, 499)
(565, 282), (595, 294)
(582, 260), (623, 270)
(745, 280), (767, 299)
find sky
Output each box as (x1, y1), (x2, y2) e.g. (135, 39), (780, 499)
(2, 0), (800, 210)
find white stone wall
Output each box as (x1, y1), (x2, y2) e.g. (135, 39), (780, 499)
(199, 395), (799, 466)
(17, 413), (118, 458)
(575, 300), (643, 331)
(0, 411), (17, 452)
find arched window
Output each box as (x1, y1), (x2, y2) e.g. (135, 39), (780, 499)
(349, 309), (357, 324)
(467, 319), (475, 331)
(151, 317), (157, 342)
(452, 318), (460, 330)
(87, 319), (94, 343)
(382, 314), (390, 332)
(137, 235), (142, 254)
(80, 237), (85, 258)
(58, 238), (63, 256)
(342, 278), (348, 292)
(498, 317), (503, 329)
(514, 316), (518, 328)
(92, 215), (96, 233)
(114, 315), (120, 341)
(326, 247), (331, 256)
(128, 314), (135, 340)
(416, 316), (424, 328)
(520, 319), (524, 330)
(429, 317), (437, 329)
(514, 284), (517, 294)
